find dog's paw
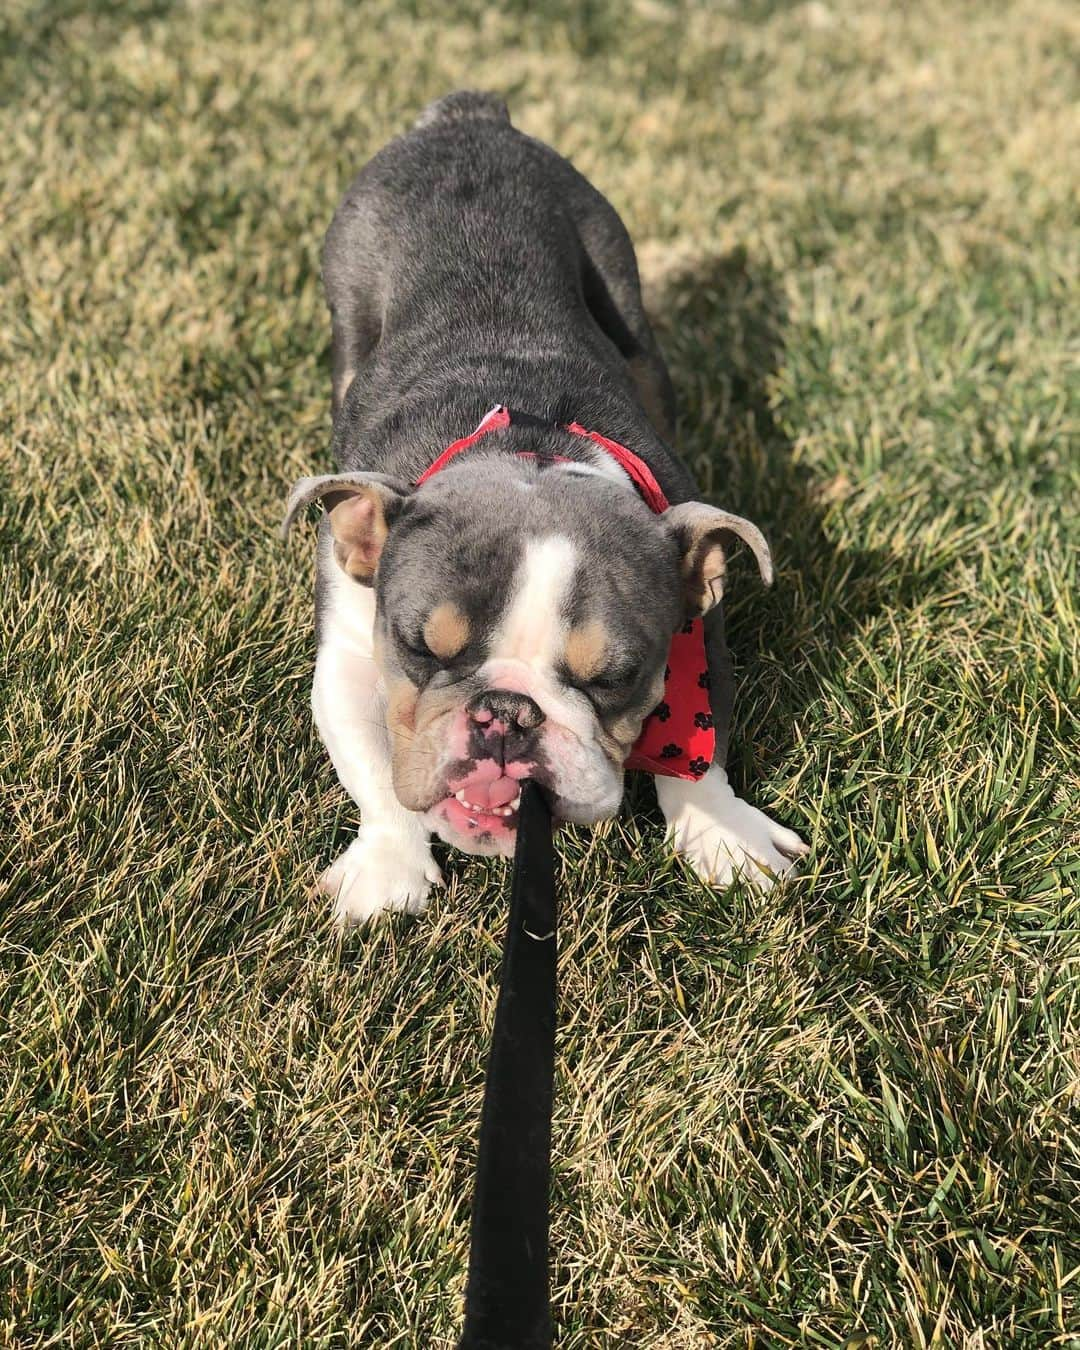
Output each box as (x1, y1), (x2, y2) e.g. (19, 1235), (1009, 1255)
(657, 765), (808, 892)
(319, 831), (443, 925)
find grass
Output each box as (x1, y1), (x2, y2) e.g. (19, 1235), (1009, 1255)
(2, 0), (1078, 1344)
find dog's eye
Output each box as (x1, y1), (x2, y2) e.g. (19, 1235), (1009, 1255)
(586, 673), (621, 692)
(562, 667), (630, 700)
(397, 627), (435, 661)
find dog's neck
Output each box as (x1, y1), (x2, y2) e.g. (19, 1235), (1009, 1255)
(413, 404), (641, 495)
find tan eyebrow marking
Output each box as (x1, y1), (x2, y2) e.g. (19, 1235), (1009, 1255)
(423, 603), (470, 660)
(564, 620), (610, 683)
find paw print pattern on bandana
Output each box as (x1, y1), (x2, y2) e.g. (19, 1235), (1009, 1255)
(626, 617), (714, 781)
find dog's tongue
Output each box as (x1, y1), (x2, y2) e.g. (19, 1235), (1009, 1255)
(457, 760), (524, 809)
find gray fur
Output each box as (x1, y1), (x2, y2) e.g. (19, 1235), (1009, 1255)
(298, 91), (772, 763)
(320, 92), (681, 486)
(377, 459), (682, 713)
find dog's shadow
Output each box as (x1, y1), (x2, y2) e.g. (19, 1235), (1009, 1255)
(627, 246), (900, 821)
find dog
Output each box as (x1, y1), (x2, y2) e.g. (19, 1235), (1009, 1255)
(283, 91), (807, 923)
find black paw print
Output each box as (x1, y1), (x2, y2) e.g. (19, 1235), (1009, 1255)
(653, 701), (671, 722)
(664, 665), (671, 680)
(693, 710), (713, 730)
(680, 620), (695, 635)
(688, 756), (710, 775)
(659, 743), (683, 759)
(697, 670), (711, 690)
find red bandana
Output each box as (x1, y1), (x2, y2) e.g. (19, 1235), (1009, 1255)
(415, 406), (714, 781)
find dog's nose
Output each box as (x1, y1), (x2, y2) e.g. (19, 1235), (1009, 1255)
(466, 689), (545, 731)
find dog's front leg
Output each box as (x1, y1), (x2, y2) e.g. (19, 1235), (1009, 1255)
(656, 764), (806, 892)
(656, 606), (807, 891)
(311, 600), (442, 925)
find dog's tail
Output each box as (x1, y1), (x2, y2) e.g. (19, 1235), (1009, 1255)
(413, 90), (511, 131)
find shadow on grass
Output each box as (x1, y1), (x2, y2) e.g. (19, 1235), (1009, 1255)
(640, 246), (898, 802)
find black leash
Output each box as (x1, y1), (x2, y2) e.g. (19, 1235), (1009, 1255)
(458, 780), (557, 1350)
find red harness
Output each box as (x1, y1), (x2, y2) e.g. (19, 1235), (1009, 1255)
(415, 406), (714, 781)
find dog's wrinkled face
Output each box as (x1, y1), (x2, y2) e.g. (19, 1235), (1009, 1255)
(284, 453), (773, 857)
(374, 462), (681, 854)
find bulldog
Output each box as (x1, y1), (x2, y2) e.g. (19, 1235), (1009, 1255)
(284, 91), (807, 923)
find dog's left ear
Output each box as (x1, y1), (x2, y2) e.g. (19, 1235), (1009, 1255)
(281, 471), (412, 583)
(665, 502), (773, 616)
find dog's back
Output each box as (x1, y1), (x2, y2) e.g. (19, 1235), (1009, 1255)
(322, 92), (677, 482)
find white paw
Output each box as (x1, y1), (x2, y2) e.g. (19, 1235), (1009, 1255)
(657, 764), (808, 892)
(319, 830), (443, 924)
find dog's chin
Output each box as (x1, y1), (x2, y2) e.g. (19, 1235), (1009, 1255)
(426, 795), (520, 856)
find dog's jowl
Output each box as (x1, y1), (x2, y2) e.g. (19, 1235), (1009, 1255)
(284, 91), (807, 923)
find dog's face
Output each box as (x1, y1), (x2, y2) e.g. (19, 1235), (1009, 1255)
(285, 457), (772, 856)
(375, 463), (680, 853)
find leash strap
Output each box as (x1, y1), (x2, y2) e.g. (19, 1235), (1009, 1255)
(458, 780), (556, 1350)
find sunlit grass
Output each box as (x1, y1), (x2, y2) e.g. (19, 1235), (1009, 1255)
(2, 1), (1078, 1345)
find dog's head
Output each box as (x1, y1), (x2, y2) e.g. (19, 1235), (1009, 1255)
(285, 457), (771, 855)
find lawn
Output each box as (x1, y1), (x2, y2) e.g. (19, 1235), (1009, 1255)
(2, 0), (1078, 1345)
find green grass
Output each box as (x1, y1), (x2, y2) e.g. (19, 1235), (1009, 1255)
(2, 0), (1078, 1345)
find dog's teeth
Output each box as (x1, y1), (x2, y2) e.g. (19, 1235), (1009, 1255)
(453, 791), (519, 819)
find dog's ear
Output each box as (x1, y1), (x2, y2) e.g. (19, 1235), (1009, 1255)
(282, 472), (412, 583)
(665, 502), (773, 616)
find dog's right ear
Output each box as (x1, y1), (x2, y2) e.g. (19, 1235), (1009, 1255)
(281, 472), (412, 583)
(664, 501), (773, 616)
